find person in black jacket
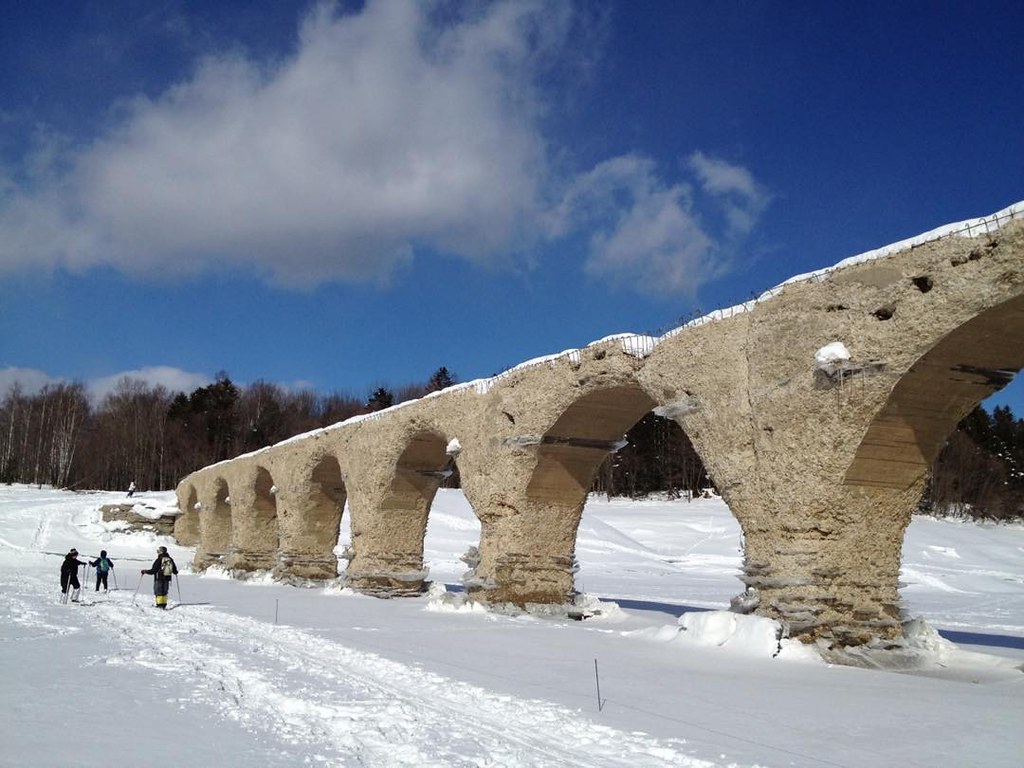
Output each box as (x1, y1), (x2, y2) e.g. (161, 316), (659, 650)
(89, 549), (114, 592)
(141, 546), (178, 609)
(60, 548), (86, 602)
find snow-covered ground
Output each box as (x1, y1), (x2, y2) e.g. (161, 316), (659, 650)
(1, 486), (1021, 767)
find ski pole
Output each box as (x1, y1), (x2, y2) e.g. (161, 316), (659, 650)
(112, 569), (118, 591)
(175, 574), (183, 606)
(131, 574), (144, 606)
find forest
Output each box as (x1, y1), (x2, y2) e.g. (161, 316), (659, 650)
(1, 369), (1022, 521)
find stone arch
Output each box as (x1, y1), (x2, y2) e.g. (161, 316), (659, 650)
(170, 204), (1023, 647)
(174, 484), (201, 546)
(528, 385), (658, 504)
(736, 294), (1024, 645)
(277, 452), (347, 579)
(835, 293), (1022, 642)
(228, 465), (279, 572)
(347, 428), (451, 595)
(195, 477), (232, 570)
(480, 385), (658, 605)
(845, 293), (1024, 490)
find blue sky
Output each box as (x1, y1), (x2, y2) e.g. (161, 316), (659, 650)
(1, 0), (1022, 412)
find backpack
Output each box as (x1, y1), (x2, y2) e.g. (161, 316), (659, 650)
(98, 558), (110, 573)
(160, 556), (174, 577)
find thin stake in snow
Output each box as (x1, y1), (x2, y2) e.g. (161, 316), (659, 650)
(594, 658), (605, 712)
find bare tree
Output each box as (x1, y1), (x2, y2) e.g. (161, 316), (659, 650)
(47, 383), (89, 487)
(318, 391), (365, 426)
(0, 384), (25, 481)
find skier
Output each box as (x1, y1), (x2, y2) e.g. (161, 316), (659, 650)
(141, 546), (178, 609)
(90, 549), (114, 592)
(60, 548), (86, 602)
(127, 480), (136, 498)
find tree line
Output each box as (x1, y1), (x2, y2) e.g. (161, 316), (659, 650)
(925, 404), (1024, 521)
(1, 369), (1021, 519)
(0, 368), (457, 493)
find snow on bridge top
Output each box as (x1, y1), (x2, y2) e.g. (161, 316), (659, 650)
(203, 199), (1024, 470)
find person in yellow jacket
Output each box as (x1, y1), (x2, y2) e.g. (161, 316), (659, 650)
(141, 546), (178, 609)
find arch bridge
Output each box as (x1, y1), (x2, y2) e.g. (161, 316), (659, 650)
(175, 202), (1024, 646)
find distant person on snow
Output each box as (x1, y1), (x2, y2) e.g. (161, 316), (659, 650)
(60, 548), (86, 602)
(90, 549), (114, 592)
(127, 480), (136, 498)
(141, 546), (178, 609)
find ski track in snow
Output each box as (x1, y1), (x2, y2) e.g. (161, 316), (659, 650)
(5, 488), (1024, 767)
(2, 568), (709, 767)
(899, 566), (972, 594)
(30, 508), (53, 551)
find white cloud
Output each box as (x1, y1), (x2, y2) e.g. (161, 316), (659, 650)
(0, 365), (210, 403)
(0, 1), (769, 297)
(688, 151), (771, 236)
(548, 153), (767, 295)
(586, 184), (715, 295)
(87, 367), (211, 402)
(688, 151), (760, 200)
(0, 367), (57, 397)
(0, 0), (572, 287)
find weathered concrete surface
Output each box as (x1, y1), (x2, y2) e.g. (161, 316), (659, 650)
(175, 203), (1024, 646)
(173, 485), (200, 546)
(732, 217), (1024, 643)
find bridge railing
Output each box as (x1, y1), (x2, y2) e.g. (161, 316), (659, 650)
(190, 201), (1024, 466)
(280, 202), (1024, 427)
(663, 200), (1023, 339)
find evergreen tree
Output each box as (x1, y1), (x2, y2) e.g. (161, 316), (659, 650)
(428, 367), (457, 392)
(366, 386), (395, 412)
(926, 404), (1024, 520)
(592, 413), (711, 499)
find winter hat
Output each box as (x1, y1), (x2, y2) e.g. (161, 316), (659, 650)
(69, 548), (77, 555)
(157, 546), (168, 554)
(100, 550), (107, 558)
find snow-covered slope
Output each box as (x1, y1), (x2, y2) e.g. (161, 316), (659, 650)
(1, 486), (1022, 767)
